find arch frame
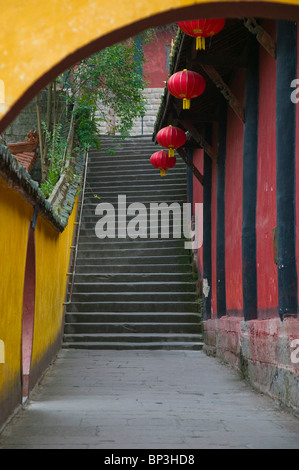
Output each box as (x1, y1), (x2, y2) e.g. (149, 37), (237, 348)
(1, 1), (299, 133)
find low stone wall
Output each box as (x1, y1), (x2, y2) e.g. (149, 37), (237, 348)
(203, 316), (299, 417)
(1, 89), (66, 183)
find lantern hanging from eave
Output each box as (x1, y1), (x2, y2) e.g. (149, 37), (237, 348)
(150, 150), (177, 177)
(167, 69), (206, 110)
(156, 125), (186, 157)
(177, 19), (225, 50)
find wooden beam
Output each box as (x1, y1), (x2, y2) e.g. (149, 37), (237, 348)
(179, 119), (218, 163)
(200, 64), (245, 123)
(187, 53), (247, 70)
(176, 148), (204, 185)
(179, 110), (218, 123)
(243, 18), (276, 59)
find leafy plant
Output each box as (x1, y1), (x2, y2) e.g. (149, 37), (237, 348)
(65, 37), (148, 139)
(74, 103), (101, 150)
(37, 31), (153, 196)
(40, 122), (67, 197)
(105, 147), (116, 155)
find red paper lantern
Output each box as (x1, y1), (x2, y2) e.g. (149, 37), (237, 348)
(156, 125), (186, 157)
(167, 69), (206, 110)
(150, 150), (176, 177)
(177, 19), (225, 50)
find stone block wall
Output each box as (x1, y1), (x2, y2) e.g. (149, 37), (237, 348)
(1, 89), (66, 183)
(203, 317), (299, 417)
(96, 88), (164, 136)
(2, 90), (65, 144)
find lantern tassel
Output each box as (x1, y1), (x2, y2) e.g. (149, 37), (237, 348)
(160, 169), (166, 177)
(196, 36), (205, 50)
(183, 98), (191, 110)
(169, 148), (174, 157)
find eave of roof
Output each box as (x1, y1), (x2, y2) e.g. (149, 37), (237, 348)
(153, 18), (251, 141)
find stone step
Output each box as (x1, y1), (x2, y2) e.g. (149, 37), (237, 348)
(78, 230), (188, 238)
(71, 281), (196, 293)
(67, 300), (199, 313)
(74, 263), (193, 274)
(91, 148), (161, 154)
(72, 272), (197, 283)
(75, 254), (192, 265)
(62, 341), (204, 350)
(70, 291), (198, 303)
(87, 155), (185, 163)
(87, 155), (185, 164)
(79, 239), (195, 250)
(85, 181), (187, 190)
(79, 226), (190, 235)
(77, 239), (188, 250)
(82, 197), (189, 206)
(89, 146), (158, 153)
(64, 322), (201, 334)
(81, 202), (189, 213)
(65, 312), (201, 324)
(79, 211), (190, 222)
(86, 162), (185, 171)
(83, 189), (187, 198)
(75, 247), (190, 258)
(80, 229), (188, 240)
(85, 167), (184, 176)
(81, 212), (187, 223)
(87, 154), (184, 163)
(88, 143), (158, 151)
(63, 332), (203, 344)
(85, 171), (186, 182)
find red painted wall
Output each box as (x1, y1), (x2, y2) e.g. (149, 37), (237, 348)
(296, 23), (299, 303)
(193, 148), (204, 278)
(202, 19), (299, 416)
(224, 71), (245, 315)
(143, 30), (174, 88)
(256, 21), (278, 318)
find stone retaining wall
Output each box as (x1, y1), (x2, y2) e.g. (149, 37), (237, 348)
(96, 88), (164, 137)
(203, 317), (299, 417)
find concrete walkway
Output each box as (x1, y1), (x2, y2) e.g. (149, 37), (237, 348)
(0, 349), (299, 449)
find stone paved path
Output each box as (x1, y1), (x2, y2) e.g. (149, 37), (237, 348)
(0, 349), (299, 449)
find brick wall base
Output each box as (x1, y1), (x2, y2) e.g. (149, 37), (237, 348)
(203, 317), (299, 417)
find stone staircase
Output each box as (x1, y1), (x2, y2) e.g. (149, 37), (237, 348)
(63, 136), (203, 350)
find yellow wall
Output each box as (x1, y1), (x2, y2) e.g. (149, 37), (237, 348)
(0, 176), (33, 405)
(0, 171), (78, 425)
(1, 0), (299, 132)
(32, 199), (78, 370)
